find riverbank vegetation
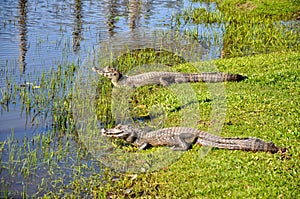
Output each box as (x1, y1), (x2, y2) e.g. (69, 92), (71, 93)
(0, 0), (299, 198)
(66, 50), (299, 198)
(179, 0), (300, 57)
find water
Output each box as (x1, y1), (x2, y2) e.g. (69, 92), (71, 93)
(0, 0), (187, 135)
(0, 0), (189, 75)
(0, 0), (223, 136)
(0, 0), (224, 196)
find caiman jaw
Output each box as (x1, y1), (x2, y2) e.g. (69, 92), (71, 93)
(92, 66), (118, 79)
(101, 128), (129, 138)
(92, 66), (105, 75)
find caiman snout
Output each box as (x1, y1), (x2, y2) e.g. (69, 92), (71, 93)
(92, 66), (105, 74)
(101, 128), (129, 139)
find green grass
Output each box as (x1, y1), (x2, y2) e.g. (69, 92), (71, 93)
(110, 48), (187, 68)
(112, 51), (299, 198)
(215, 0), (300, 19)
(2, 36), (298, 199)
(1, 0), (299, 197)
(215, 0), (300, 57)
(178, 0), (300, 58)
(52, 50), (299, 198)
(193, 0), (300, 19)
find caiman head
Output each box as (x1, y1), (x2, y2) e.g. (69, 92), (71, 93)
(101, 124), (137, 143)
(92, 66), (121, 86)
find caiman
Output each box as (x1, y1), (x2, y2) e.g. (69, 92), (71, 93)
(92, 66), (246, 87)
(101, 125), (287, 153)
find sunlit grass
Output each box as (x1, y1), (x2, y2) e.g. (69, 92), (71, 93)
(176, 0), (300, 58)
(215, 0), (300, 19)
(1, 45), (299, 199)
(82, 50), (299, 198)
(1, 0), (299, 197)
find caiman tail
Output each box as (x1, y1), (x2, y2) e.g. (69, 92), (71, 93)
(196, 133), (286, 153)
(187, 72), (246, 83)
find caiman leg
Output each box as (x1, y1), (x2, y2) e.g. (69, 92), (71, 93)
(159, 77), (170, 86)
(159, 76), (187, 87)
(170, 134), (196, 151)
(138, 143), (150, 150)
(174, 77), (186, 84)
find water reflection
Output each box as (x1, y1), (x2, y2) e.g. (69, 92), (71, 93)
(104, 0), (144, 35)
(0, 0), (221, 136)
(18, 0), (28, 73)
(1, 0), (192, 140)
(72, 0), (83, 52)
(0, 0), (186, 78)
(128, 0), (142, 30)
(105, 0), (119, 36)
(0, 0), (225, 196)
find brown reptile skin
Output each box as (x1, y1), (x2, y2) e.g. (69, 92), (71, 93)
(102, 125), (286, 153)
(92, 66), (246, 87)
